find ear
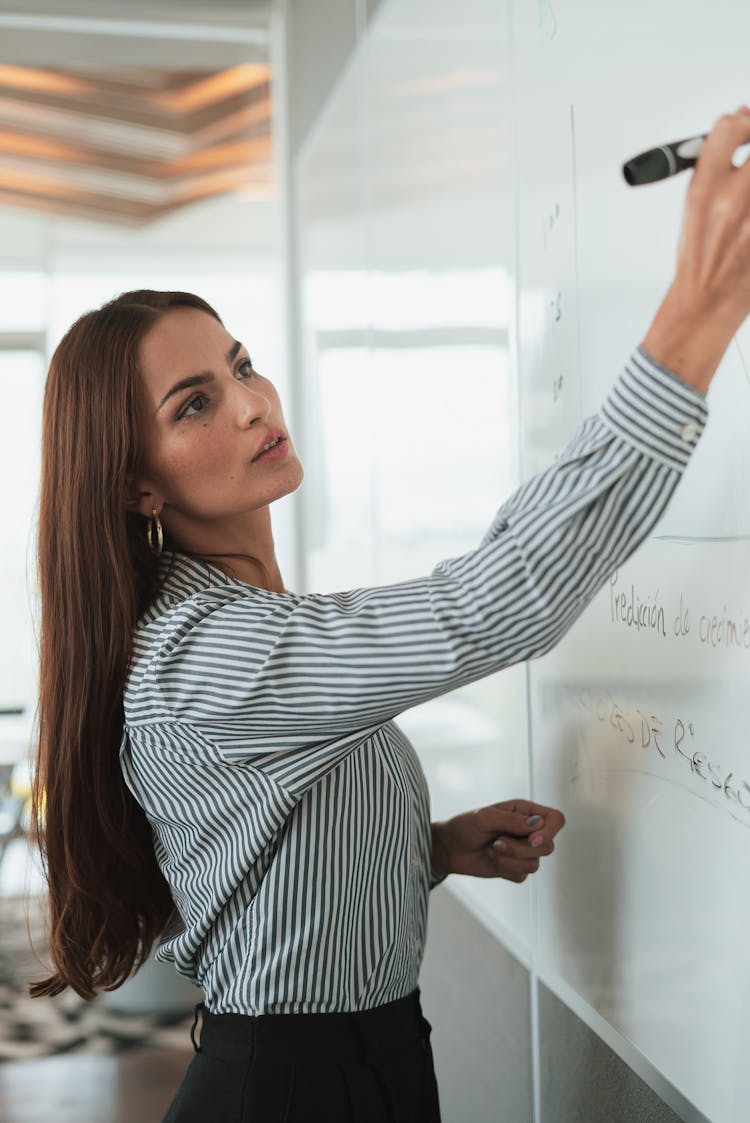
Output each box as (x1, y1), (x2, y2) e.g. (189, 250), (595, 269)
(125, 475), (165, 520)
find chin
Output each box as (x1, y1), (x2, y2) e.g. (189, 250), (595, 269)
(288, 461), (305, 494)
(272, 459), (304, 502)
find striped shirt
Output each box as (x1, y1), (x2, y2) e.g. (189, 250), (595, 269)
(120, 347), (707, 1015)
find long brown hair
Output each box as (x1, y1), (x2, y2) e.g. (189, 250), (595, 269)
(30, 289), (222, 1000)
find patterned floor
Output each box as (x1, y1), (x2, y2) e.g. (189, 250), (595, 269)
(0, 895), (196, 1062)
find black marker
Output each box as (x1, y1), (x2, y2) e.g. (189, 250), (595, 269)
(622, 136), (706, 186)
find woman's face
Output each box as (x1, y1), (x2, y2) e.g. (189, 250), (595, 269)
(133, 306), (303, 537)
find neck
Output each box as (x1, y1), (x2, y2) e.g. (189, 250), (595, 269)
(204, 551), (284, 592)
(166, 506), (285, 592)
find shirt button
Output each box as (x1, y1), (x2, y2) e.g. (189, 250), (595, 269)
(680, 420), (700, 443)
(411, 855), (421, 873)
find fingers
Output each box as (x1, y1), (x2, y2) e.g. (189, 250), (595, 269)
(473, 799), (566, 849)
(531, 806), (566, 844)
(490, 833), (554, 859)
(472, 800), (547, 839)
(467, 799), (566, 888)
(693, 107), (750, 186)
(486, 851), (541, 883)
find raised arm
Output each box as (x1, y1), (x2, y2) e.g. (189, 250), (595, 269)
(138, 109), (750, 758)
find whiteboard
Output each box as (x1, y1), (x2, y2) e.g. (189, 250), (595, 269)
(516, 2), (750, 1120)
(293, 0), (750, 1118)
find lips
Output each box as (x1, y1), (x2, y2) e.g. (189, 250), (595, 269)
(252, 430), (287, 462)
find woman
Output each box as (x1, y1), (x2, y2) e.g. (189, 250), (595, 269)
(30, 107), (750, 1122)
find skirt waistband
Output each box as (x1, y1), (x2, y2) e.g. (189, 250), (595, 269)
(191, 990), (432, 1064)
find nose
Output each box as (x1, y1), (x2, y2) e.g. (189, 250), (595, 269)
(234, 381), (271, 428)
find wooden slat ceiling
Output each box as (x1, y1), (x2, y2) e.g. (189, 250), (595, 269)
(0, 62), (272, 225)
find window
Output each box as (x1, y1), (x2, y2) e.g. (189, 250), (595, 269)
(0, 347), (44, 712)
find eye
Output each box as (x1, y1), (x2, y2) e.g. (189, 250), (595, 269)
(236, 358), (254, 380)
(178, 393), (207, 420)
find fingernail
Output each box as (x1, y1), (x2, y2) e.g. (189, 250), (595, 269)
(530, 833), (544, 847)
(492, 839), (508, 852)
(527, 816), (542, 826)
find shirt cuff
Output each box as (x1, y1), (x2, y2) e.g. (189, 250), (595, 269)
(599, 346), (708, 471)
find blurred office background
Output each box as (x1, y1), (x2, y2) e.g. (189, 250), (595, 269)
(0, 2), (675, 1122)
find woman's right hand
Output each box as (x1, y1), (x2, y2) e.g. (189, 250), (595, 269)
(642, 106), (750, 393)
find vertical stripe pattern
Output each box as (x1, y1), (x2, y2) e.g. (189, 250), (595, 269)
(120, 347), (707, 1014)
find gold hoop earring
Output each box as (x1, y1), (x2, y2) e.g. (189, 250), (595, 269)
(147, 509), (163, 557)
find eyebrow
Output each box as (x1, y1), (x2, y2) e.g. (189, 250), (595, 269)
(156, 339), (244, 412)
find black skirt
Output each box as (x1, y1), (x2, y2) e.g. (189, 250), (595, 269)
(162, 989), (441, 1123)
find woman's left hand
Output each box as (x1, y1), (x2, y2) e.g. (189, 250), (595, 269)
(430, 799), (566, 882)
